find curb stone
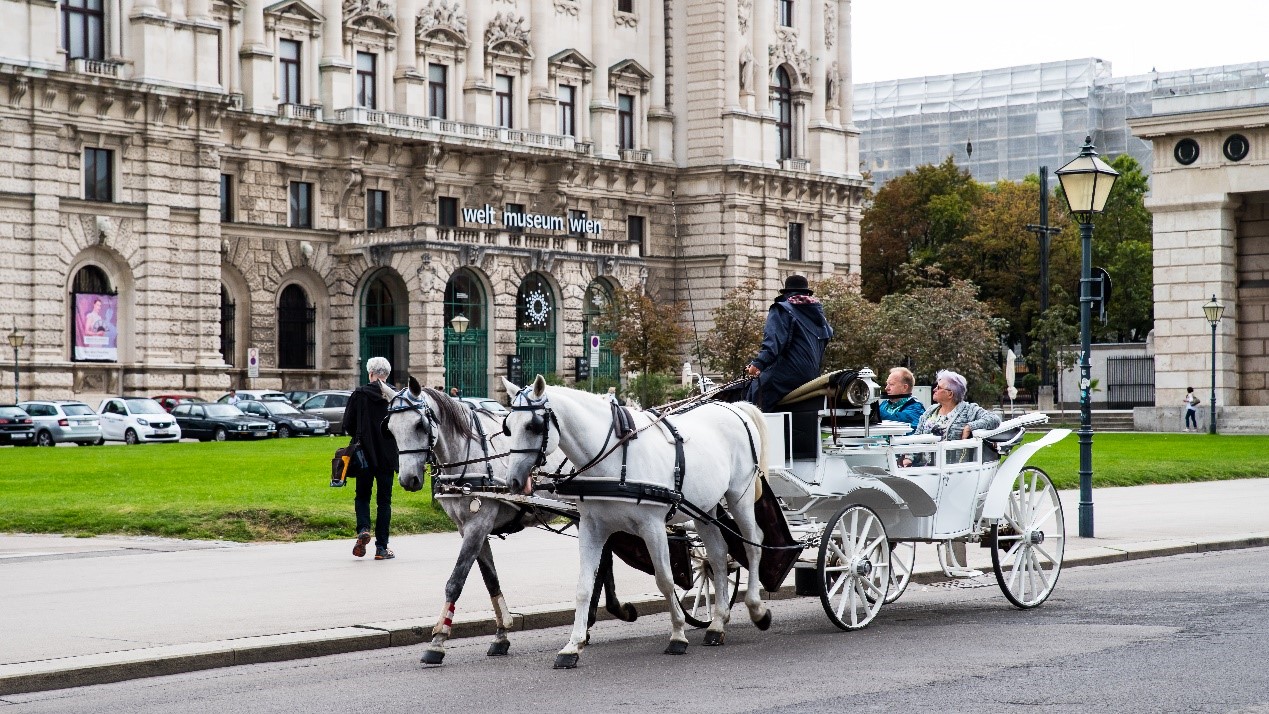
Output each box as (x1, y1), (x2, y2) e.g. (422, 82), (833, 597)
(2, 535), (1266, 696)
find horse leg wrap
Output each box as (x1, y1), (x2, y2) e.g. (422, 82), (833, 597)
(432, 602), (455, 638)
(663, 640), (689, 655)
(490, 593), (514, 630)
(702, 630), (725, 646)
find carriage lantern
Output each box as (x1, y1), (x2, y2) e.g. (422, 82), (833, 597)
(1056, 136), (1120, 539)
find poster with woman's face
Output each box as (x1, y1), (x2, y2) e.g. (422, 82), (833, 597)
(74, 293), (118, 361)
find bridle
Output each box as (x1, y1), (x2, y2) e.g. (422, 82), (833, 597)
(384, 388), (441, 462)
(506, 386), (561, 468)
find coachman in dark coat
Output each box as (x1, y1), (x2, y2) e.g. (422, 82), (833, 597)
(745, 275), (834, 411)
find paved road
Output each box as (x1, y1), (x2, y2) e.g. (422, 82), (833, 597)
(5, 548), (1266, 713)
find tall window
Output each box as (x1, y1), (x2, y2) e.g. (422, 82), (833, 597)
(627, 215), (645, 251)
(220, 174), (234, 222)
(505, 202), (525, 233)
(618, 94), (635, 151)
(773, 67), (793, 160)
(83, 148), (113, 202)
(495, 74), (513, 128)
(366, 189), (388, 229)
(558, 84), (576, 137)
(220, 286), (235, 366)
(438, 196), (458, 227)
(279, 39), (302, 105)
(356, 52), (376, 109)
(277, 284), (315, 369)
(568, 209), (588, 237)
(788, 222), (804, 261)
(778, 0), (794, 27)
(62, 0), (104, 60)
(289, 182), (313, 228)
(617, 0), (633, 12)
(428, 63), (448, 119)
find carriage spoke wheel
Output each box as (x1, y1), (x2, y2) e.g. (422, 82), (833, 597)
(818, 505), (890, 631)
(991, 466), (1065, 609)
(867, 540), (915, 605)
(675, 546), (740, 629)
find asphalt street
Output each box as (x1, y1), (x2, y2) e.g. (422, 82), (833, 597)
(4, 547), (1266, 713)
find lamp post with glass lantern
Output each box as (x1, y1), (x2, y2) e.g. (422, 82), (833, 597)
(1055, 136), (1120, 539)
(449, 313), (469, 335)
(1202, 295), (1224, 435)
(8, 326), (24, 403)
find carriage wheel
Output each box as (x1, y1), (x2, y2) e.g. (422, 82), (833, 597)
(818, 505), (890, 631)
(990, 466), (1065, 609)
(866, 540), (916, 605)
(676, 547), (740, 629)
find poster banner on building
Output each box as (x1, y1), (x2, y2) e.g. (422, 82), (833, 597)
(73, 293), (119, 362)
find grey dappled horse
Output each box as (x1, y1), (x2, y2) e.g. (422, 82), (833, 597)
(500, 376), (773, 669)
(380, 378), (635, 665)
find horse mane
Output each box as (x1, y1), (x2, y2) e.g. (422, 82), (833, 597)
(419, 387), (480, 442)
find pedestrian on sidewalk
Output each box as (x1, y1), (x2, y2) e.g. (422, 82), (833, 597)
(345, 356), (399, 560)
(1184, 387), (1200, 432)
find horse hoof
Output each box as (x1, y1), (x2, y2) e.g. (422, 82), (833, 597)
(487, 640), (511, 657)
(420, 649), (445, 665)
(663, 640), (689, 655)
(702, 630), (725, 647)
(754, 610), (773, 632)
(553, 653), (579, 669)
(619, 603), (639, 622)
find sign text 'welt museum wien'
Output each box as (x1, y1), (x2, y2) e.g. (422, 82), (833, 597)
(461, 205), (604, 235)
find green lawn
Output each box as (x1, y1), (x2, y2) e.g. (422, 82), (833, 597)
(2, 432), (1266, 542)
(0, 438), (451, 541)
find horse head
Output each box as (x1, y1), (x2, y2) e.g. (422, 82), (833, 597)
(499, 375), (559, 495)
(381, 376), (435, 492)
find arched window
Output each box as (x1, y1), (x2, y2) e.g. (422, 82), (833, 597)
(516, 273), (557, 380)
(360, 273), (408, 384)
(444, 269), (488, 397)
(278, 284), (315, 369)
(70, 265), (118, 362)
(72, 265), (113, 294)
(220, 286), (235, 366)
(773, 67), (793, 161)
(582, 280), (620, 383)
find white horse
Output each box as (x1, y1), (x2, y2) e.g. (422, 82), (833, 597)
(500, 375), (773, 669)
(380, 377), (637, 666)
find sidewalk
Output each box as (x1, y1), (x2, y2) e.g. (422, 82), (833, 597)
(2, 478), (1268, 695)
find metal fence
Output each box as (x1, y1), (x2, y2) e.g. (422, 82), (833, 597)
(1106, 356), (1155, 408)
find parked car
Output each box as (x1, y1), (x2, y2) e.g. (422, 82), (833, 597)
(236, 399), (329, 438)
(458, 396), (509, 416)
(97, 397), (181, 444)
(283, 390), (317, 407)
(152, 394), (207, 413)
(16, 401), (102, 446)
(172, 403), (276, 441)
(0, 405), (35, 446)
(298, 390), (352, 435)
(216, 389), (289, 404)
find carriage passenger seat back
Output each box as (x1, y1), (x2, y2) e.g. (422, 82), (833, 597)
(784, 396), (824, 460)
(983, 427), (1025, 462)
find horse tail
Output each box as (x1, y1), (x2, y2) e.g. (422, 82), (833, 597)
(733, 402), (769, 489)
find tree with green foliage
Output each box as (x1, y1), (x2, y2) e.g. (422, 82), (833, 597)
(814, 274), (887, 370)
(600, 285), (691, 406)
(698, 279), (765, 378)
(859, 158), (982, 301)
(1093, 154), (1154, 342)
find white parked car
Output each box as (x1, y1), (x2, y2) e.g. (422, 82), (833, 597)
(97, 397), (182, 445)
(458, 396), (509, 416)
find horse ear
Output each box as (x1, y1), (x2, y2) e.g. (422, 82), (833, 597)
(533, 374), (547, 398)
(501, 377), (521, 395)
(377, 381), (396, 401)
(408, 375), (422, 398)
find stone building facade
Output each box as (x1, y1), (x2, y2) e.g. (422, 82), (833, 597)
(0, 0), (866, 402)
(1129, 66), (1269, 432)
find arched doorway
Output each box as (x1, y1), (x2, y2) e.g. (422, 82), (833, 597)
(220, 285), (235, 366)
(278, 284), (316, 369)
(359, 273), (409, 385)
(582, 279), (620, 385)
(70, 265), (118, 362)
(444, 269), (488, 397)
(516, 272), (557, 381)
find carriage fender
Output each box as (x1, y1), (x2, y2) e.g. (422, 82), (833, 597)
(980, 428), (1072, 520)
(841, 484), (908, 517)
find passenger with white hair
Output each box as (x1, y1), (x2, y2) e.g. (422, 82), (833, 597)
(343, 356), (399, 560)
(902, 369), (1001, 467)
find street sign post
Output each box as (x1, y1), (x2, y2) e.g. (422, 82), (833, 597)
(247, 347), (259, 380)
(588, 335), (600, 392)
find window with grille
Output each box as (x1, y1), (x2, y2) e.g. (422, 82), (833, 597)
(62, 0), (104, 60)
(289, 182), (312, 228)
(356, 52), (376, 109)
(428, 63), (448, 119)
(366, 189), (388, 229)
(279, 39), (302, 105)
(277, 284), (315, 369)
(84, 148), (113, 202)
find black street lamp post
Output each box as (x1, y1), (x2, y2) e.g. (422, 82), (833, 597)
(1056, 136), (1120, 539)
(1202, 295), (1225, 435)
(8, 326), (24, 403)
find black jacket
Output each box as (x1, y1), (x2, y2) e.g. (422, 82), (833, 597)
(747, 297), (833, 410)
(344, 382), (398, 475)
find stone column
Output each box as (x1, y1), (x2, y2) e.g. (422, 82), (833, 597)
(319, 0), (351, 111)
(238, 0), (274, 112)
(528, 0), (553, 133)
(647, 0), (672, 160)
(838, 0), (852, 128)
(463, 0), (490, 124)
(723, 0), (739, 109)
(809, 0), (825, 123)
(187, 0), (210, 21)
(590, 0), (615, 158)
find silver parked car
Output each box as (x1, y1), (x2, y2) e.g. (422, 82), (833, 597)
(299, 390), (351, 435)
(17, 401), (103, 446)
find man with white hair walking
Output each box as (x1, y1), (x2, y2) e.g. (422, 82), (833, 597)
(344, 356), (399, 559)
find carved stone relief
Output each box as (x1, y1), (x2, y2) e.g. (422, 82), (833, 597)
(553, 0), (578, 16)
(738, 0), (751, 34)
(739, 45), (755, 93)
(416, 0), (466, 40)
(344, 0), (395, 24)
(824, 2), (836, 51)
(485, 11), (529, 50)
(769, 34), (810, 84)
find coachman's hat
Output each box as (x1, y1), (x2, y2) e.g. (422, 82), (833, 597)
(779, 274), (813, 295)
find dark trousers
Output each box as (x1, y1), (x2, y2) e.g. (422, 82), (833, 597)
(354, 471), (393, 548)
(1185, 408), (1198, 429)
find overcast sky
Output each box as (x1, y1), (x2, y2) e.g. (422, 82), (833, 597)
(851, 0), (1269, 84)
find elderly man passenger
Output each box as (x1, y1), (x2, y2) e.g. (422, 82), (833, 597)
(879, 367), (924, 434)
(901, 370), (1001, 467)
